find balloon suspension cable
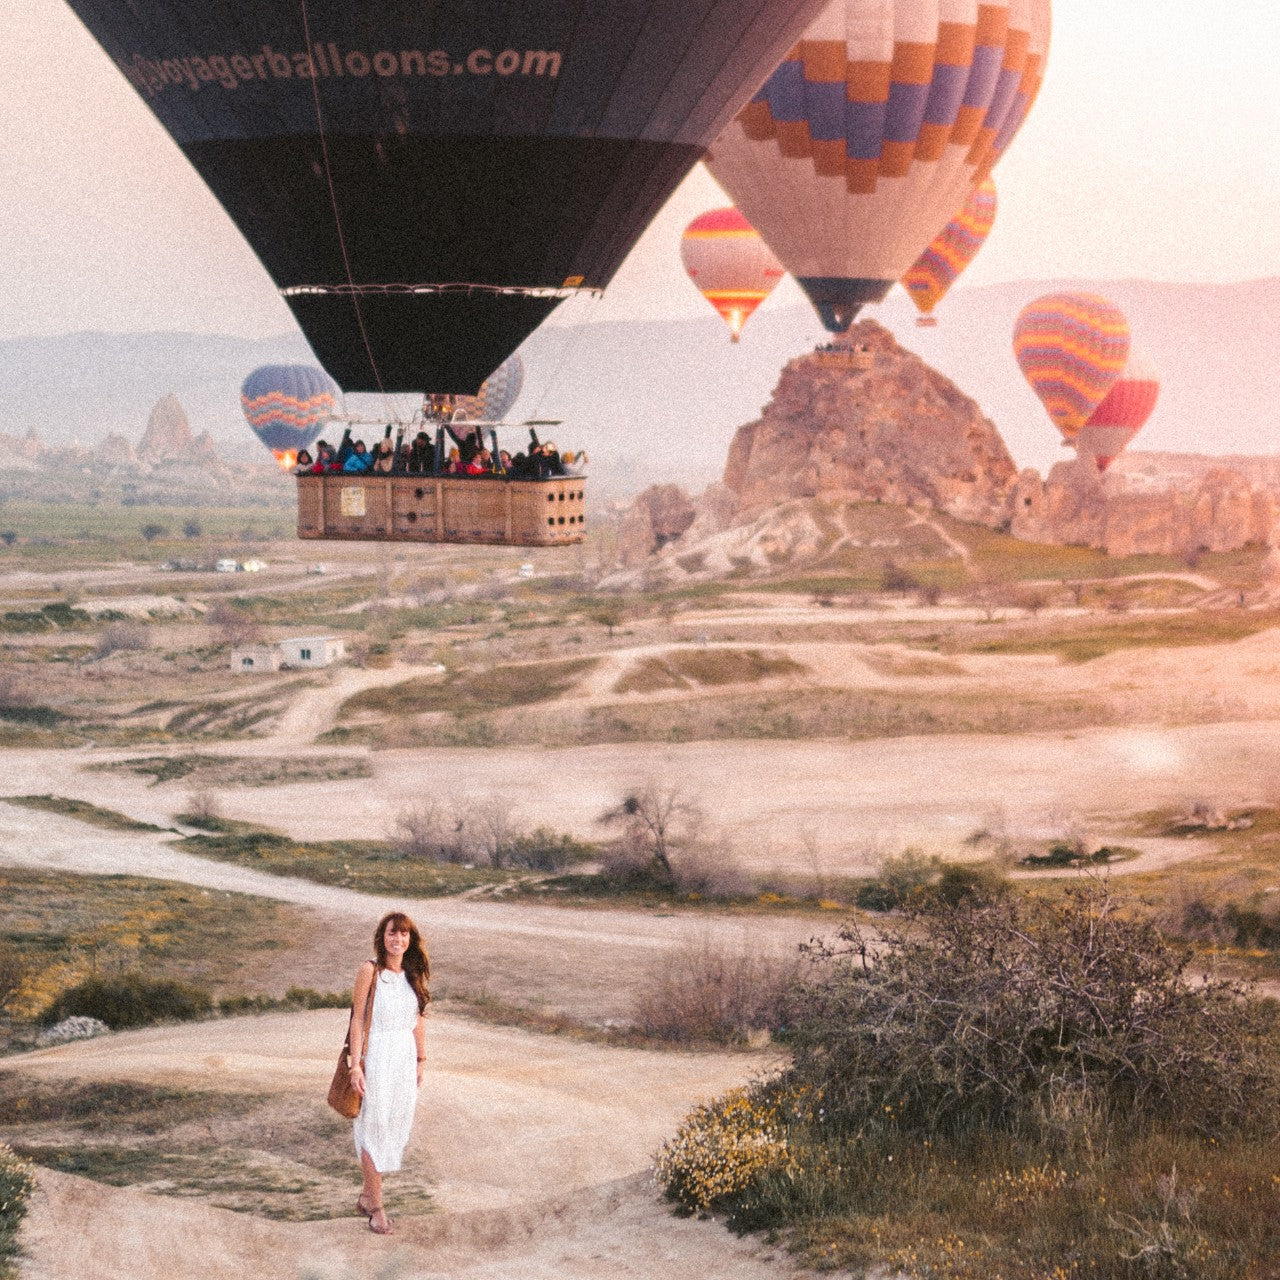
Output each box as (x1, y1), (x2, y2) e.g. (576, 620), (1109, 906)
(295, 0), (400, 423)
(529, 291), (606, 421)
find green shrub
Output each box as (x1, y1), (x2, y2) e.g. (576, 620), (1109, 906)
(0, 1144), (34, 1280)
(855, 849), (1006, 911)
(42, 973), (213, 1029)
(505, 828), (595, 872)
(217, 987), (349, 1016)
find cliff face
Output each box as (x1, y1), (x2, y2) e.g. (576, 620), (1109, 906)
(1011, 459), (1280, 557)
(723, 320), (1017, 526)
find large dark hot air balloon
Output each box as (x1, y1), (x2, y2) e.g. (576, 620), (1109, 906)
(63, 0), (828, 393)
(241, 363), (339, 468)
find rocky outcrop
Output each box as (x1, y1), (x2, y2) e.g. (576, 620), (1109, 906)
(616, 484), (699, 566)
(138, 393), (195, 461)
(1009, 458), (1280, 556)
(723, 320), (1017, 525)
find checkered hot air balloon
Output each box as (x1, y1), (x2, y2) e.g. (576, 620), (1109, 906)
(1013, 293), (1131, 445)
(240, 364), (339, 469)
(903, 178), (996, 325)
(680, 207), (785, 341)
(454, 355), (525, 422)
(1075, 350), (1159, 472)
(705, 0), (1050, 334)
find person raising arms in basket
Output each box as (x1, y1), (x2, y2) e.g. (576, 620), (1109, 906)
(347, 912), (430, 1234)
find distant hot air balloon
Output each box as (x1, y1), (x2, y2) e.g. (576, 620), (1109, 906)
(680, 208), (784, 341)
(454, 355), (525, 422)
(1076, 351), (1159, 472)
(1013, 293), (1131, 445)
(705, 0), (1051, 335)
(903, 179), (997, 326)
(240, 364), (340, 468)
(64, 0), (830, 395)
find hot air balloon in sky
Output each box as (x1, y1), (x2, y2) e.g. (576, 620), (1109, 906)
(64, 0), (828, 394)
(454, 354), (524, 422)
(704, 0), (1050, 334)
(1013, 292), (1131, 445)
(1075, 350), (1159, 472)
(680, 207), (784, 341)
(903, 178), (996, 325)
(240, 364), (339, 468)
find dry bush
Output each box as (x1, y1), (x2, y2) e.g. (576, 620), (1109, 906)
(632, 935), (799, 1045)
(669, 832), (757, 899)
(207, 602), (262, 647)
(180, 788), (223, 831)
(790, 885), (1280, 1141)
(390, 800), (455, 862)
(93, 620), (151, 659)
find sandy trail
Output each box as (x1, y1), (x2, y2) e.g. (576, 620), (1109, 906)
(8, 1011), (796, 1279)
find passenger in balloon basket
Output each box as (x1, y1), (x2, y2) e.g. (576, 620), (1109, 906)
(293, 449), (314, 475)
(346, 911), (430, 1237)
(408, 431), (433, 475)
(343, 441), (373, 473)
(372, 440), (395, 474)
(336, 427), (356, 467)
(445, 422), (485, 465)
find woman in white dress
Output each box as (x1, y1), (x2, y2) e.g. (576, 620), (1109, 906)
(347, 911), (429, 1234)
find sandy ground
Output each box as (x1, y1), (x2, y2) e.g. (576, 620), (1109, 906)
(8, 1012), (803, 1280)
(4, 717), (1276, 873)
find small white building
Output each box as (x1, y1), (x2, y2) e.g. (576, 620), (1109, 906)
(230, 645), (282, 675)
(278, 635), (345, 669)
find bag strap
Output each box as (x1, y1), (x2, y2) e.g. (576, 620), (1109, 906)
(345, 959), (378, 1068)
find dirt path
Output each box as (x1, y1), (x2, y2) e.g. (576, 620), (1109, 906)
(9, 1011), (799, 1280)
(0, 801), (820, 1018)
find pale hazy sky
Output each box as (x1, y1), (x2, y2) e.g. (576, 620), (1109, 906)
(3, 0), (1279, 339)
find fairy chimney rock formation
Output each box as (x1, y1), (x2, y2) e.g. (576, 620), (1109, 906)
(138, 393), (194, 460)
(722, 320), (1017, 525)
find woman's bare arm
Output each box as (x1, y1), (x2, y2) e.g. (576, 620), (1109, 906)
(348, 961), (375, 1093)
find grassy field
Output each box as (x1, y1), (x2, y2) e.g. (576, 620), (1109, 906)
(174, 831), (523, 897)
(3, 795), (166, 833)
(91, 753), (371, 788)
(0, 868), (308, 1024)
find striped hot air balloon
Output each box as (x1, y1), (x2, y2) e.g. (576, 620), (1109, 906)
(903, 178), (996, 325)
(1013, 293), (1130, 444)
(705, 0), (1051, 334)
(1076, 350), (1159, 472)
(680, 207), (784, 341)
(454, 355), (525, 422)
(240, 364), (340, 468)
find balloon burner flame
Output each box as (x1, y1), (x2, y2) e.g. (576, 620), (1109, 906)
(272, 449), (298, 472)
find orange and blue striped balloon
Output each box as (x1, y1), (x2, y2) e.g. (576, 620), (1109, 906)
(680, 207), (784, 341)
(240, 364), (339, 466)
(903, 179), (996, 321)
(1012, 293), (1130, 443)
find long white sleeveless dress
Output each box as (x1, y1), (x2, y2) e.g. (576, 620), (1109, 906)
(353, 966), (421, 1173)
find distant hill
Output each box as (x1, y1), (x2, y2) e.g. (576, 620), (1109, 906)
(1, 277), (1276, 501)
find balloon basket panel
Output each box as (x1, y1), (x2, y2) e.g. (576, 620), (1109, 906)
(296, 475), (586, 546)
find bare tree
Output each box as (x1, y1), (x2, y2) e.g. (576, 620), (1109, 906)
(598, 781), (702, 884)
(391, 800), (449, 861)
(208, 601), (263, 648)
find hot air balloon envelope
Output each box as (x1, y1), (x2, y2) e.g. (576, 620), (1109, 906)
(65, 0), (830, 393)
(705, 0), (1051, 334)
(241, 364), (339, 467)
(1013, 292), (1130, 443)
(454, 355), (525, 422)
(680, 207), (784, 341)
(1076, 351), (1159, 472)
(904, 179), (997, 322)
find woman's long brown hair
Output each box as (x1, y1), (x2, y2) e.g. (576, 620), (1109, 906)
(372, 911), (430, 1013)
